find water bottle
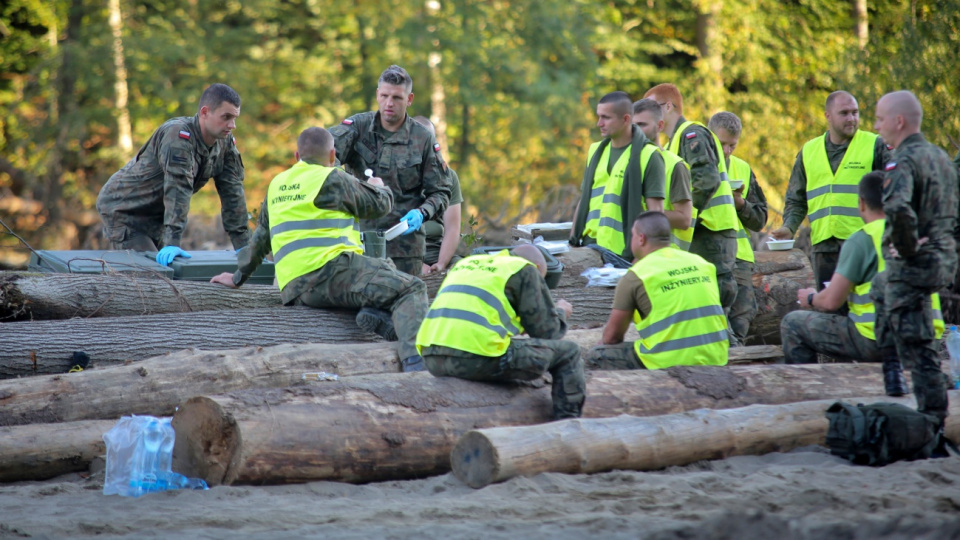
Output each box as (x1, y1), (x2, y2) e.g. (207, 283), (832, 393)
(136, 418), (165, 494)
(947, 325), (960, 390)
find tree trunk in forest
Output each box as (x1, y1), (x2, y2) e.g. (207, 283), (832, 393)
(0, 307), (381, 378)
(0, 420), (113, 483)
(171, 363), (892, 486)
(451, 392), (960, 488)
(109, 0), (133, 154)
(854, 0), (869, 49)
(694, 0), (724, 111)
(0, 271), (280, 321)
(0, 325), (782, 425)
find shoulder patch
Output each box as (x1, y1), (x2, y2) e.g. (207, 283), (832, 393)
(885, 162), (897, 171)
(179, 130), (191, 140)
(685, 132), (697, 139)
(886, 144), (893, 151)
(434, 143), (441, 153)
(341, 119), (354, 125)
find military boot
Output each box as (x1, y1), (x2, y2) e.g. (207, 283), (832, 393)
(356, 307), (398, 342)
(401, 355), (425, 372)
(882, 351), (909, 397)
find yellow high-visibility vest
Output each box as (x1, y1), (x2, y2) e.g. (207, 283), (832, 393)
(628, 247), (729, 369)
(847, 218), (944, 340)
(660, 148), (697, 251)
(594, 143), (658, 255)
(416, 251), (531, 357)
(667, 121), (739, 232)
(267, 161), (362, 290)
(728, 155), (754, 263)
(583, 141), (629, 239)
(802, 130), (877, 244)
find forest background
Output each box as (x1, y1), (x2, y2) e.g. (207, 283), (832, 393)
(1, 0), (958, 269)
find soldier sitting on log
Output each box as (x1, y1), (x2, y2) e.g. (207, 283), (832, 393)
(586, 211), (730, 370)
(779, 171), (944, 396)
(416, 244), (586, 420)
(211, 127), (430, 372)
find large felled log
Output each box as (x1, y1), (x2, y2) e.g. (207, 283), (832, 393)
(172, 363), (894, 486)
(451, 392), (960, 488)
(0, 419), (114, 483)
(0, 307), (380, 378)
(0, 322), (782, 426)
(0, 271), (281, 321)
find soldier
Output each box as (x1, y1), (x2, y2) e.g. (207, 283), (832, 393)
(872, 90), (958, 424)
(642, 84), (739, 319)
(708, 111), (768, 346)
(411, 116), (463, 276)
(771, 91), (889, 290)
(586, 211), (729, 370)
(417, 244), (585, 420)
(779, 171), (944, 396)
(96, 83), (250, 266)
(570, 91), (665, 266)
(210, 127), (430, 372)
(329, 65), (451, 277)
(631, 98), (695, 250)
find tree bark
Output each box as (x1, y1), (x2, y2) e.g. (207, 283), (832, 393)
(108, 0), (133, 154)
(451, 392), (960, 488)
(0, 326), (781, 426)
(171, 363), (894, 486)
(0, 271), (280, 321)
(0, 420), (113, 483)
(0, 307), (380, 378)
(854, 0), (869, 49)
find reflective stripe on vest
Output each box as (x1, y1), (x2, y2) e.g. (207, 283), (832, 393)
(802, 130), (877, 244)
(416, 252), (530, 357)
(847, 218), (944, 340)
(661, 149), (697, 251)
(629, 248), (729, 368)
(584, 141), (615, 239)
(728, 155), (754, 263)
(595, 144), (658, 255)
(667, 121), (739, 232)
(267, 161), (362, 290)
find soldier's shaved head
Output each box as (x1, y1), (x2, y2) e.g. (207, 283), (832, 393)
(199, 83), (241, 112)
(825, 91), (855, 113)
(858, 171), (885, 212)
(874, 90), (923, 149)
(632, 211), (672, 245)
(511, 244), (548, 277)
(598, 91), (633, 118)
(297, 127), (334, 161)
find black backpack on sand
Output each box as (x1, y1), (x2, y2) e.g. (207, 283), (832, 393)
(825, 401), (957, 466)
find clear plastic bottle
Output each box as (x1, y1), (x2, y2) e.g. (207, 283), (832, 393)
(947, 325), (960, 390)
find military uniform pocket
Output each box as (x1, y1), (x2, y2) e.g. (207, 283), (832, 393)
(397, 154), (423, 192)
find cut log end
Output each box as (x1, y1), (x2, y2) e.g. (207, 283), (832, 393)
(172, 396), (241, 487)
(450, 430), (501, 489)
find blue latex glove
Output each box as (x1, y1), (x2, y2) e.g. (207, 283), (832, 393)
(156, 246), (192, 266)
(400, 209), (424, 235)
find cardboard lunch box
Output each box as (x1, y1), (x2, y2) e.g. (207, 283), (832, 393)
(470, 245), (564, 289)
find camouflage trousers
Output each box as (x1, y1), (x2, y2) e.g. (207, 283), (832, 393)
(293, 252), (428, 359)
(872, 269), (950, 422)
(690, 227), (738, 311)
(423, 339), (586, 420)
(585, 342), (646, 370)
(100, 213), (163, 251)
(729, 260), (757, 345)
(390, 256), (423, 277)
(779, 310), (883, 364)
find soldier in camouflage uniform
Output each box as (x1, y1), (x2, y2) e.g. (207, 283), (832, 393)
(329, 66), (451, 277)
(709, 112), (769, 346)
(871, 91), (958, 423)
(211, 127), (429, 372)
(417, 244), (585, 420)
(771, 91), (890, 291)
(412, 116), (464, 276)
(96, 84), (250, 265)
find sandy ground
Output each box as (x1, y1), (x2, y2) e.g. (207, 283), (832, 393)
(2, 447), (959, 539)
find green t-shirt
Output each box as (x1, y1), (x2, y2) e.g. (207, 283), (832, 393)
(834, 228), (877, 285)
(607, 145), (628, 174)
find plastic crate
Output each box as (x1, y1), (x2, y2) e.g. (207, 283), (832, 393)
(470, 245), (564, 289)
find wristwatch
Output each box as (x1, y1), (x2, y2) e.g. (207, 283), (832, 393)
(807, 293), (815, 307)
(418, 208), (428, 220)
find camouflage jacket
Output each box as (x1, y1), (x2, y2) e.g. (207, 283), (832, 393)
(881, 133), (958, 261)
(95, 114), (250, 249)
(671, 116), (723, 217)
(329, 111), (451, 258)
(232, 161), (393, 304)
(781, 133), (889, 237)
(738, 170), (769, 232)
(421, 263), (569, 359)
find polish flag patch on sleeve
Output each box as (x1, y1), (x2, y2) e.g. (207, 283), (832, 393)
(885, 162), (897, 171)
(685, 132), (697, 139)
(179, 131), (191, 140)
(434, 143), (441, 152)
(341, 119), (353, 125)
